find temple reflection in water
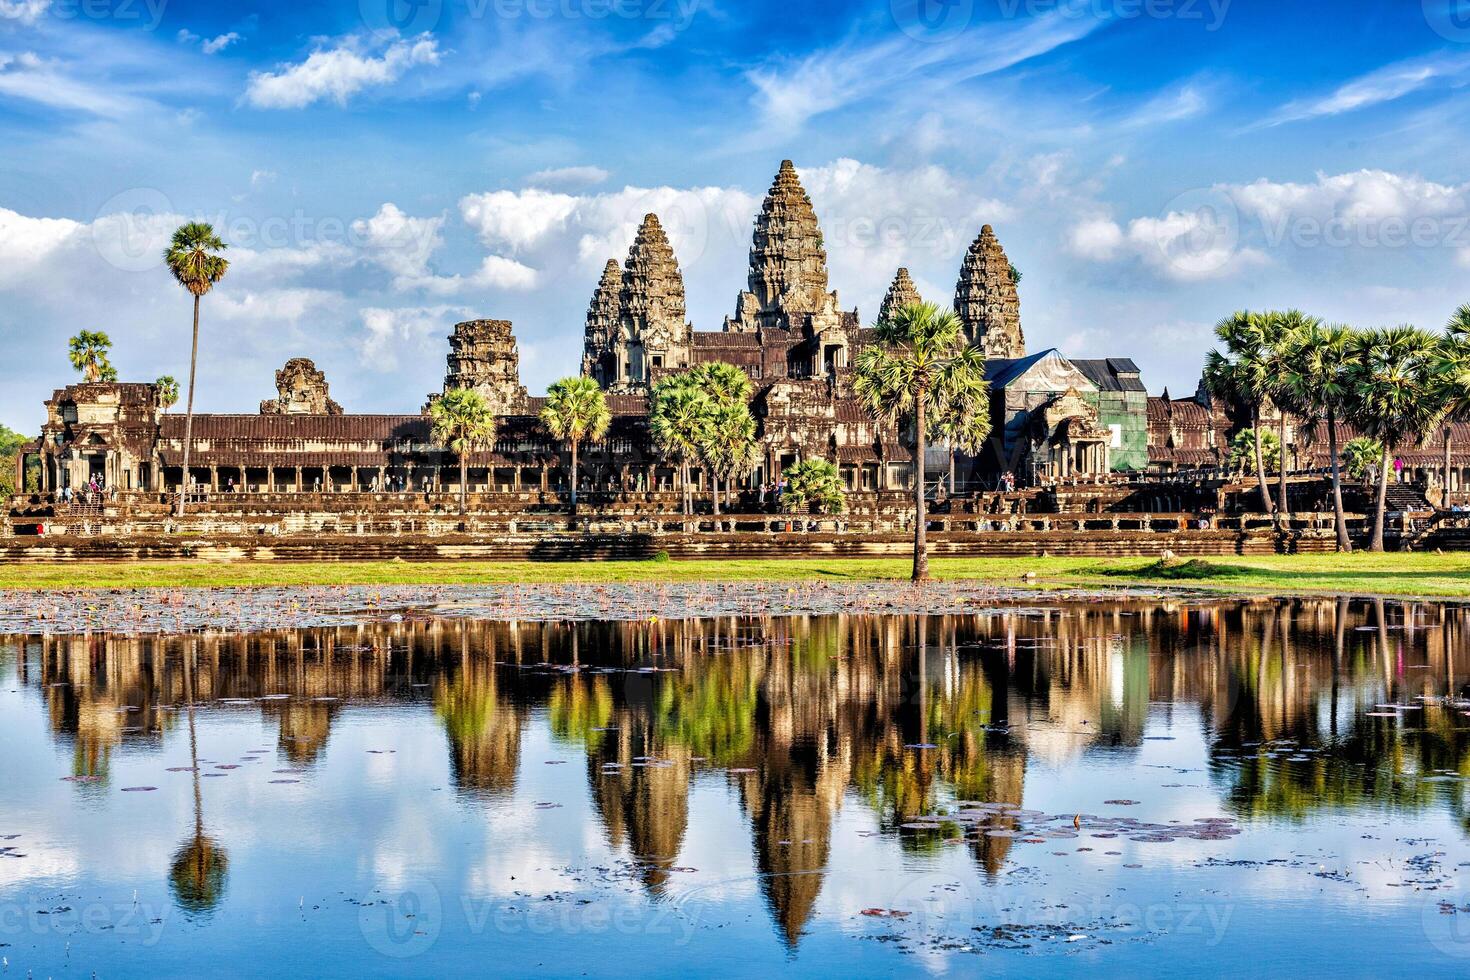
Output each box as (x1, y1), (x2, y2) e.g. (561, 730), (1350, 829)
(8, 597), (1470, 945)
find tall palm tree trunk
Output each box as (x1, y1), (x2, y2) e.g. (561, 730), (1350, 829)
(176, 294), (201, 518)
(570, 441), (580, 509)
(913, 390), (930, 583)
(459, 454), (468, 519)
(712, 474), (721, 517)
(1327, 409), (1350, 552)
(1277, 412), (1290, 516)
(1251, 407), (1271, 513)
(948, 442), (956, 494)
(1370, 443), (1392, 552)
(1444, 426), (1454, 509)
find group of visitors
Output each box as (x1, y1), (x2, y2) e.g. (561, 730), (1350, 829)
(60, 476), (111, 505)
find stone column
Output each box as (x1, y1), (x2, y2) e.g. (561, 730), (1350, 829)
(295, 467), (302, 492)
(209, 465), (219, 491)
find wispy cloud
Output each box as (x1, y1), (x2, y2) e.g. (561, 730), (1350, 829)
(745, 8), (1107, 133)
(1259, 52), (1470, 128)
(0, 50), (151, 116)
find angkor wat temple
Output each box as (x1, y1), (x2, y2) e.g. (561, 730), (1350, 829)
(13, 161), (1470, 511)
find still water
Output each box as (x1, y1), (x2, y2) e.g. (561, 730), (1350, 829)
(4, 598), (1470, 977)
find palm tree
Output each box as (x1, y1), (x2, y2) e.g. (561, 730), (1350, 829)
(1434, 303), (1470, 503)
(700, 402), (760, 523)
(1227, 428), (1281, 475)
(164, 223), (229, 517)
(68, 330), (115, 382)
(540, 377), (610, 508)
(854, 301), (988, 582)
(1263, 310), (1319, 516)
(1204, 311), (1281, 513)
(155, 375), (180, 413)
(690, 362), (756, 514)
(170, 641), (228, 918)
(1281, 322), (1357, 550)
(1346, 326), (1446, 551)
(649, 377), (712, 519)
(931, 392), (992, 494)
(430, 387), (497, 519)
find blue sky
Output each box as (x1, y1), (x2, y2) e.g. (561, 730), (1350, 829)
(4, 0), (1470, 428)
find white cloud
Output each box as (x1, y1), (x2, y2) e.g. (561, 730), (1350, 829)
(351, 202), (446, 284)
(359, 305), (472, 370)
(202, 32), (241, 56)
(245, 34), (440, 110)
(0, 0), (51, 26)
(401, 256), (539, 296)
(213, 287), (342, 324)
(525, 166), (610, 191)
(0, 206), (82, 286)
(1231, 169), (1466, 229)
(1068, 217), (1125, 260)
(1261, 53), (1470, 127)
(250, 169), (277, 189)
(460, 188), (580, 252)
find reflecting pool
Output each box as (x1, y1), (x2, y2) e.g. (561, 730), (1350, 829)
(4, 597), (1470, 977)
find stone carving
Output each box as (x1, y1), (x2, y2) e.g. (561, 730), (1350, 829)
(877, 268), (922, 324)
(439, 319), (528, 415)
(260, 358), (342, 415)
(727, 160), (845, 336)
(955, 225), (1024, 358)
(582, 259), (622, 386)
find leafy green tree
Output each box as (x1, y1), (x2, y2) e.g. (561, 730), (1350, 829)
(164, 223), (229, 517)
(649, 376), (713, 517)
(540, 376), (610, 507)
(854, 301), (988, 582)
(156, 375), (180, 413)
(1347, 326), (1446, 551)
(430, 388), (497, 518)
(781, 458), (846, 515)
(1205, 311), (1285, 514)
(68, 330), (115, 382)
(1281, 322), (1357, 550)
(1228, 428), (1280, 475)
(1341, 437), (1383, 481)
(0, 424), (31, 498)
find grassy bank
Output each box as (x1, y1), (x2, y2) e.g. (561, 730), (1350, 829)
(3, 552), (1468, 598)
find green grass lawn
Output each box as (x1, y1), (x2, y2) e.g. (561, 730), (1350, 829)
(2, 552), (1468, 598)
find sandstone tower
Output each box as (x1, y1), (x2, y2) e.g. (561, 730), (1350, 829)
(877, 267), (922, 324)
(727, 160), (844, 335)
(259, 358), (343, 415)
(439, 319), (528, 414)
(582, 259), (622, 387)
(582, 213), (693, 394)
(955, 225), (1024, 358)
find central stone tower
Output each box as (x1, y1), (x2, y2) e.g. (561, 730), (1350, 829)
(727, 160), (844, 334)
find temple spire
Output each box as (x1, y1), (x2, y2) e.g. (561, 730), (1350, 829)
(732, 160), (833, 332)
(877, 267), (922, 325)
(955, 224), (1024, 358)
